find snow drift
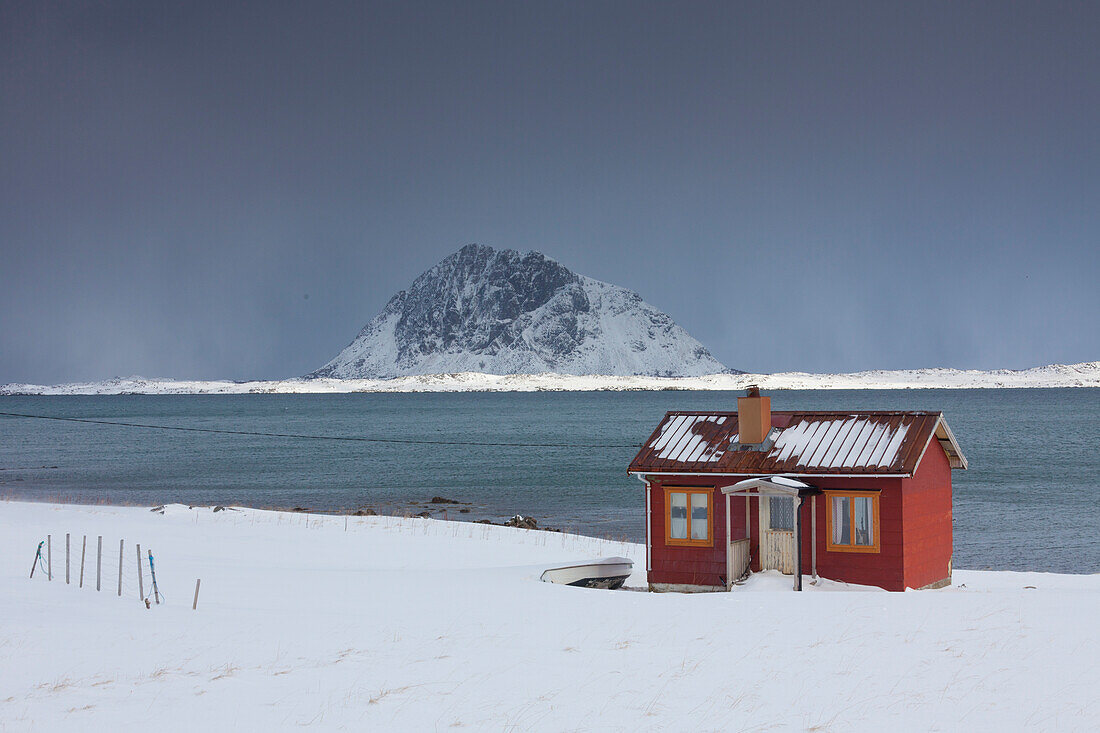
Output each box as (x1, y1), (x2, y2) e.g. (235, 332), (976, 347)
(2, 500), (1098, 730)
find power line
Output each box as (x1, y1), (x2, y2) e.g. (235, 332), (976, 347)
(0, 411), (641, 449)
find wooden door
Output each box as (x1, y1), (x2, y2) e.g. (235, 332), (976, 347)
(759, 496), (795, 574)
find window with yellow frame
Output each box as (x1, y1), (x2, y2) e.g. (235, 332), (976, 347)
(825, 491), (880, 553)
(664, 487), (712, 547)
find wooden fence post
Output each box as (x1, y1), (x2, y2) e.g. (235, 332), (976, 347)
(66, 534), (70, 584)
(96, 536), (102, 591)
(29, 541), (42, 578)
(79, 536), (87, 587)
(47, 535), (52, 581)
(148, 550), (160, 605)
(193, 579), (201, 610)
(118, 539), (124, 596)
(136, 543), (144, 599)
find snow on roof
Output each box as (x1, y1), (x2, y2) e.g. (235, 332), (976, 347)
(768, 476), (811, 489)
(650, 415), (729, 463)
(721, 475), (818, 496)
(770, 417), (909, 470)
(630, 411), (966, 476)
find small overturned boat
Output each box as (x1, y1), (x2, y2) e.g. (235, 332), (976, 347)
(540, 557), (633, 590)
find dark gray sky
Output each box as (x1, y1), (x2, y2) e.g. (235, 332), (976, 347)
(3, 1), (1098, 382)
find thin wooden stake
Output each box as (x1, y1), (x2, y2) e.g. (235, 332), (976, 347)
(148, 550), (160, 605)
(96, 536), (103, 591)
(136, 543), (144, 599)
(66, 533), (71, 584)
(29, 541), (43, 578)
(118, 539), (124, 596)
(47, 535), (52, 581)
(79, 536), (87, 587)
(192, 578), (201, 610)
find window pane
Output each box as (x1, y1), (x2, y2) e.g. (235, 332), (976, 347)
(832, 496), (850, 545)
(670, 493), (688, 539)
(853, 496), (874, 546)
(690, 493), (708, 540)
(768, 496), (794, 530)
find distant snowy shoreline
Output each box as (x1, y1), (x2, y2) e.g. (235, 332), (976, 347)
(3, 361), (1098, 395)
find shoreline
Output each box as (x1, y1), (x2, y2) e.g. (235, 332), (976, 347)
(3, 361), (1100, 394)
(0, 493), (594, 538)
(5, 496), (1097, 576)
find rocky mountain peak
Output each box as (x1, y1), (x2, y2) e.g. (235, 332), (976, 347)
(310, 245), (731, 378)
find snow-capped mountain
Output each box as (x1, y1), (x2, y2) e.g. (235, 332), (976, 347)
(310, 244), (731, 378)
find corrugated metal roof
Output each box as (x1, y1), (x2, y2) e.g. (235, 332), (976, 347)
(629, 411), (966, 476)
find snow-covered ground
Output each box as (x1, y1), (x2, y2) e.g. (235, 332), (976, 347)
(3, 361), (1099, 395)
(2, 501), (1097, 730)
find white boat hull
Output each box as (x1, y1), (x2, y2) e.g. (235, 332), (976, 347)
(540, 557), (633, 590)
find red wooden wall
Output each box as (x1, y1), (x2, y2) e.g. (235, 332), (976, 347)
(800, 477), (905, 591)
(645, 441), (954, 592)
(900, 440), (953, 589)
(647, 478), (731, 588)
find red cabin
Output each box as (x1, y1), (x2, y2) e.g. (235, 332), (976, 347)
(628, 389), (968, 592)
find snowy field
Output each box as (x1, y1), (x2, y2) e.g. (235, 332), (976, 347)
(3, 360), (1099, 395)
(2, 501), (1098, 731)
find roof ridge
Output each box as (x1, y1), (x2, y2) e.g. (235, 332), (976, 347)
(663, 410), (944, 416)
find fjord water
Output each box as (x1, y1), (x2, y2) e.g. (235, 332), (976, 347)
(1, 389), (1097, 573)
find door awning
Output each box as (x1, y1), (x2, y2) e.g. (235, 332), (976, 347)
(720, 475), (823, 497)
